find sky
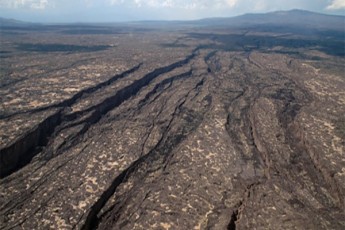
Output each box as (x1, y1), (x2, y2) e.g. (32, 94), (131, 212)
(0, 0), (344, 22)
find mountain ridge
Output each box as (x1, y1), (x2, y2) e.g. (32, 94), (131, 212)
(1, 9), (344, 26)
(194, 9), (345, 30)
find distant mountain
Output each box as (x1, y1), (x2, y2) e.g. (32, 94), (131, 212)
(0, 17), (38, 27)
(197, 9), (345, 31)
(0, 10), (344, 31)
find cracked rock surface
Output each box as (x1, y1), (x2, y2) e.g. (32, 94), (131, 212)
(1, 13), (345, 230)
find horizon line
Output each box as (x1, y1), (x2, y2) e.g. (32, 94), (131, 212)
(1, 8), (345, 25)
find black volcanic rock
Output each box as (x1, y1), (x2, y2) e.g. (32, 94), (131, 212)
(0, 10), (344, 230)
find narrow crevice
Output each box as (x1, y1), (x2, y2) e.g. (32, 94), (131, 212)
(0, 110), (62, 178)
(81, 105), (181, 230)
(0, 64), (142, 178)
(81, 77), (208, 229)
(1, 63), (142, 119)
(204, 50), (217, 62)
(137, 69), (193, 107)
(270, 84), (344, 208)
(49, 53), (196, 158)
(80, 158), (142, 230)
(227, 182), (259, 230)
(0, 51), (197, 178)
(64, 52), (197, 121)
(0, 143), (90, 218)
(227, 210), (238, 230)
(248, 115), (272, 179)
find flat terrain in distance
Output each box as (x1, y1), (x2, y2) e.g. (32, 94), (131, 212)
(0, 10), (344, 229)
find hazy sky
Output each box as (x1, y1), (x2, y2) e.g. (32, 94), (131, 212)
(0, 0), (344, 22)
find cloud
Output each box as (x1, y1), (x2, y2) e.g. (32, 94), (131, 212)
(326, 0), (345, 10)
(108, 0), (124, 5)
(225, 0), (237, 7)
(108, 0), (238, 9)
(31, 0), (49, 9)
(0, 0), (49, 9)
